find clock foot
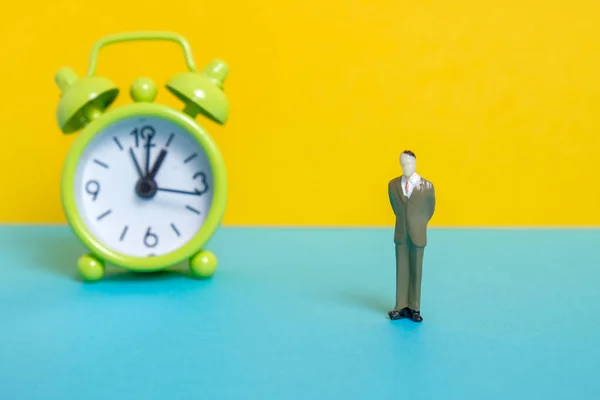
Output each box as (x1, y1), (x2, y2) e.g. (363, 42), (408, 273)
(78, 254), (105, 282)
(189, 250), (217, 279)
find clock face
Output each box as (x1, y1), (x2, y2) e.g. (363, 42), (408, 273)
(73, 115), (215, 258)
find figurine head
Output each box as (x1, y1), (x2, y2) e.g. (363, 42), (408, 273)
(399, 150), (416, 178)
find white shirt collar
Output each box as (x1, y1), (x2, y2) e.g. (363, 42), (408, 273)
(402, 172), (420, 185)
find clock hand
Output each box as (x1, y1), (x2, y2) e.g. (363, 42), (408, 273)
(144, 132), (153, 177)
(156, 187), (204, 195)
(147, 149), (167, 180)
(129, 148), (144, 178)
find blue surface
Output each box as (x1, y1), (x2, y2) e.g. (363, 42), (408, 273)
(1, 226), (599, 399)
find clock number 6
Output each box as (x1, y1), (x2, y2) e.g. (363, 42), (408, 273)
(144, 227), (158, 248)
(85, 180), (100, 201)
(193, 172), (209, 195)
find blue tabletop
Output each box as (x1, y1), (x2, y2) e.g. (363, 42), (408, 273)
(1, 226), (599, 399)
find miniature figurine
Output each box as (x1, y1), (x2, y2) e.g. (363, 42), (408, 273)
(387, 150), (435, 322)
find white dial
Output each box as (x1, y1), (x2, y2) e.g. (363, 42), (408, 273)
(73, 115), (215, 257)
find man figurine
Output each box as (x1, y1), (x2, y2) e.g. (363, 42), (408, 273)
(387, 150), (435, 322)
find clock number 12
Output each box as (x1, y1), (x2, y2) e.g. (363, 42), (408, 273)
(130, 125), (156, 148)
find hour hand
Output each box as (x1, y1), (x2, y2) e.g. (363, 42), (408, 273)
(148, 149), (167, 180)
(156, 187), (204, 196)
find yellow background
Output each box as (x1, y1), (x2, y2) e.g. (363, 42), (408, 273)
(1, 0), (599, 226)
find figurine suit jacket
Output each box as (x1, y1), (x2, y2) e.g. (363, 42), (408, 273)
(388, 176), (436, 247)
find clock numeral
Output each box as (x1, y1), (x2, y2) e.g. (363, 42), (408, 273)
(142, 126), (156, 149)
(193, 171), (210, 195)
(130, 128), (140, 148)
(171, 223), (180, 237)
(130, 125), (156, 147)
(144, 226), (159, 248)
(85, 180), (100, 201)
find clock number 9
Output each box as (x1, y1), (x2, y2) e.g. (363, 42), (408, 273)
(193, 172), (209, 195)
(144, 227), (158, 248)
(85, 180), (100, 201)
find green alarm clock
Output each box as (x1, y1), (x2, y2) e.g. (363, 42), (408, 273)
(54, 32), (230, 282)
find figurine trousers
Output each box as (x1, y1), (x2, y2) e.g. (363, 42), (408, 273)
(394, 237), (424, 311)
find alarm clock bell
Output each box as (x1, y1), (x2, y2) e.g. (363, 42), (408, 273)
(166, 60), (229, 125)
(54, 67), (119, 134)
(54, 33), (229, 134)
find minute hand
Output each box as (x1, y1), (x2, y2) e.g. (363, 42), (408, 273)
(156, 187), (204, 195)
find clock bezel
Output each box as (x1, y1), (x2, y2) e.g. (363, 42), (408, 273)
(61, 102), (227, 272)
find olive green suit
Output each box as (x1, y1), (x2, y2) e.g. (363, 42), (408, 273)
(388, 176), (435, 311)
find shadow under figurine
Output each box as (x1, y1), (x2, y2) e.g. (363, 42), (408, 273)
(387, 150), (435, 322)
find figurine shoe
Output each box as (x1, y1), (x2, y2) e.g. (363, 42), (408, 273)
(408, 309), (423, 323)
(388, 307), (411, 320)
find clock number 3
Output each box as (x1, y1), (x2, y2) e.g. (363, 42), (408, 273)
(85, 180), (100, 201)
(144, 227), (158, 248)
(193, 172), (209, 195)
